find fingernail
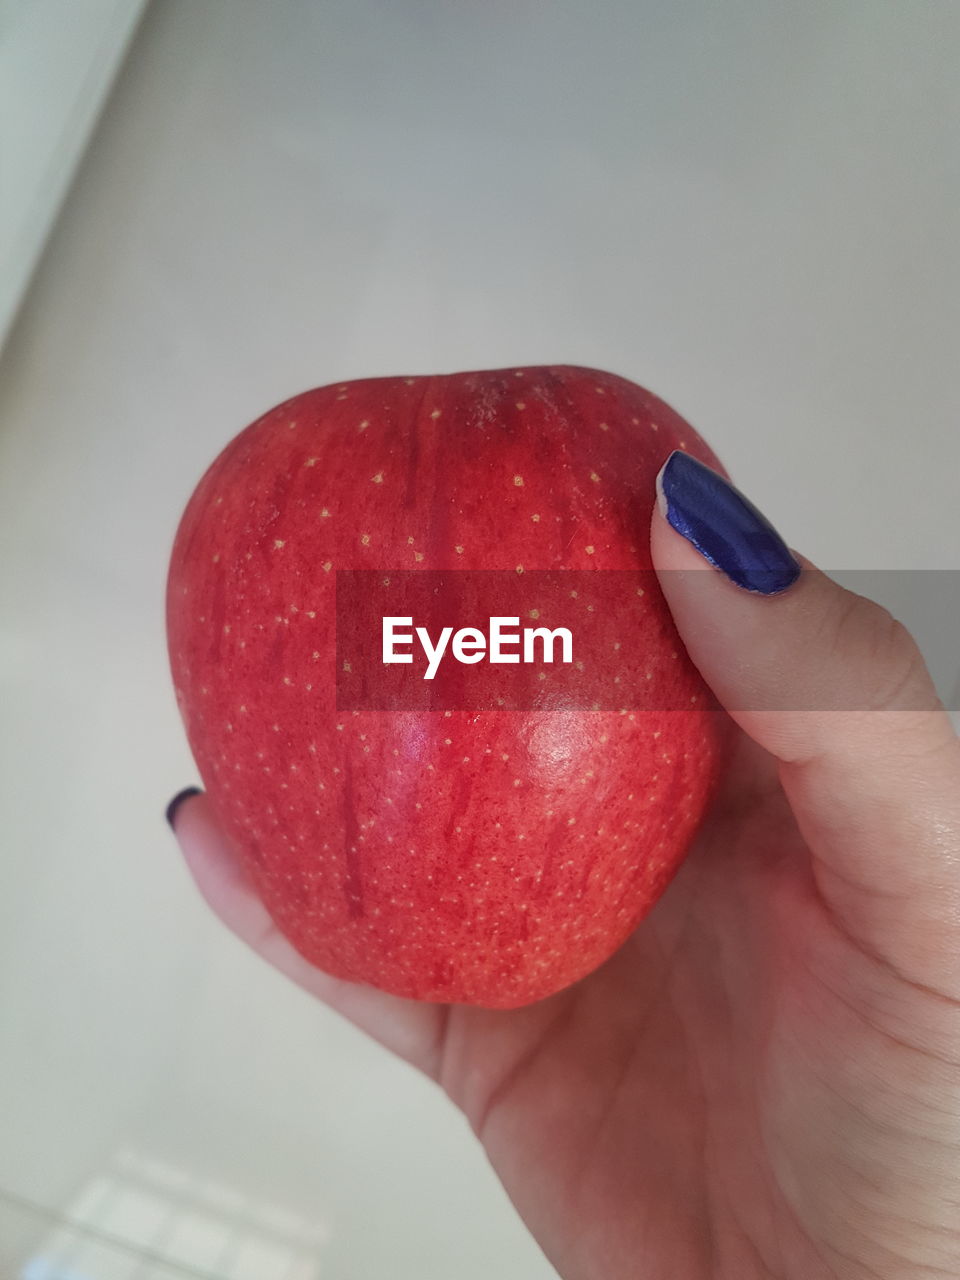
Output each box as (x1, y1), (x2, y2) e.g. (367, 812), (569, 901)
(656, 451), (801, 595)
(165, 786), (201, 829)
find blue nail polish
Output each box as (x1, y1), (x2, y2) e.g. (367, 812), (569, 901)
(656, 451), (801, 595)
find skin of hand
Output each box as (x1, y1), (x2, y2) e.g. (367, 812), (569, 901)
(168, 478), (960, 1280)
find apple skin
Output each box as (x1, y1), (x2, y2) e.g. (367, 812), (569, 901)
(167, 365), (730, 1008)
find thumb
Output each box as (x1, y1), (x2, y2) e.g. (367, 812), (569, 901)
(652, 450), (960, 994)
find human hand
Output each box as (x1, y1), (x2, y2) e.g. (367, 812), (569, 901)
(168, 451), (960, 1279)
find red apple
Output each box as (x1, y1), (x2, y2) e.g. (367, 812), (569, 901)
(166, 365), (729, 1008)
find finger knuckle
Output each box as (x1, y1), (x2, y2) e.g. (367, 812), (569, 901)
(825, 595), (927, 711)
(864, 607), (927, 711)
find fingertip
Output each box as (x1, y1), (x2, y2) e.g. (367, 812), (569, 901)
(165, 786), (203, 830)
(650, 484), (705, 573)
(653, 450), (677, 522)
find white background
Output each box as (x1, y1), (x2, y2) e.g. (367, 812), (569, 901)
(1, 2), (958, 1276)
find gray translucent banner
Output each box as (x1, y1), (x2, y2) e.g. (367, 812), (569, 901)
(334, 569), (960, 712)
